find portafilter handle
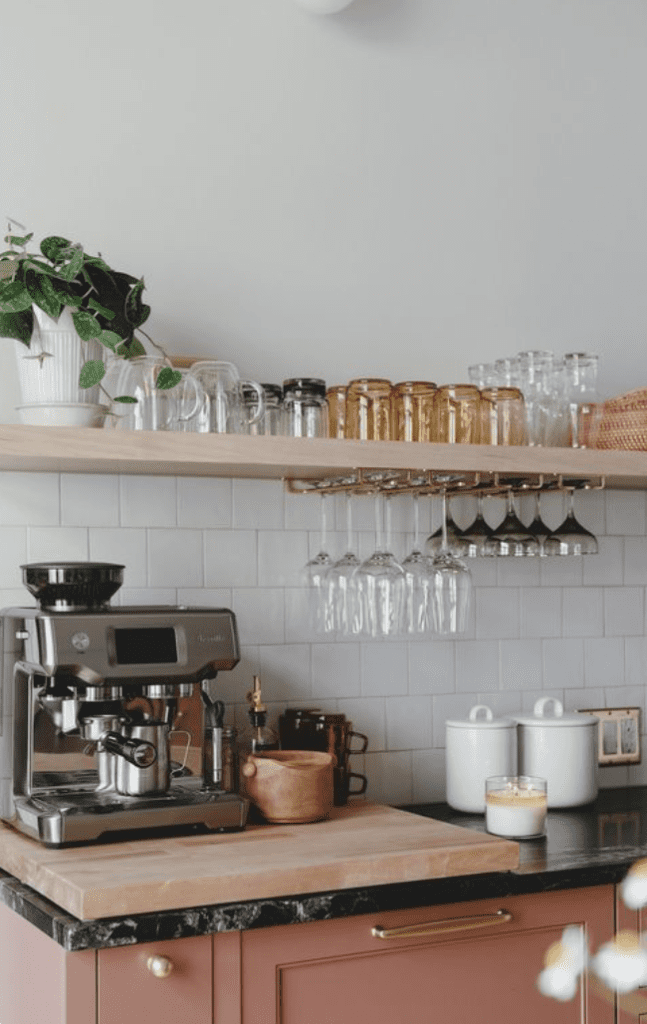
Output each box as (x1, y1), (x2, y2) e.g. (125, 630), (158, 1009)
(102, 731), (157, 768)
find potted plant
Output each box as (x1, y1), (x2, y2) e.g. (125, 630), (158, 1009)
(0, 223), (181, 425)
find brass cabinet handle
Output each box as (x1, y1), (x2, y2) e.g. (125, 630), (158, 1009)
(146, 955), (174, 978)
(372, 909), (512, 940)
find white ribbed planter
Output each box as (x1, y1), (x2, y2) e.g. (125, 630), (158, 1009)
(14, 306), (105, 405)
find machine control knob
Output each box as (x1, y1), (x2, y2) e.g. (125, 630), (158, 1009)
(146, 955), (174, 978)
(71, 631), (90, 652)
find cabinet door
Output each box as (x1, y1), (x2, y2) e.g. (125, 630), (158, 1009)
(617, 884), (647, 1023)
(98, 935), (212, 1024)
(242, 886), (614, 1024)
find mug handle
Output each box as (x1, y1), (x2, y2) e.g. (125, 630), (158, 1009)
(241, 381), (266, 426)
(173, 372), (205, 424)
(347, 772), (368, 795)
(346, 731), (368, 755)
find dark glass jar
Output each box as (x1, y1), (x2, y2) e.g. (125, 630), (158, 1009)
(282, 378), (328, 438)
(242, 383), (283, 436)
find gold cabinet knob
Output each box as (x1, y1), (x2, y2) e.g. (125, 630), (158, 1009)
(146, 955), (174, 978)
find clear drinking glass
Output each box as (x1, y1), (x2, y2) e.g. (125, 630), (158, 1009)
(479, 386), (526, 445)
(563, 353), (601, 448)
(429, 492), (472, 634)
(190, 360), (265, 434)
(355, 494), (406, 638)
(243, 383), (283, 436)
(517, 350), (556, 446)
(326, 385), (347, 440)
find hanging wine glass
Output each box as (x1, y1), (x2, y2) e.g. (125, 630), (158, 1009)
(354, 493), (406, 638)
(324, 490), (362, 635)
(402, 493), (433, 633)
(543, 489), (598, 556)
(524, 491), (551, 557)
(425, 494), (468, 557)
(483, 491), (541, 557)
(301, 491), (333, 631)
(429, 491), (472, 634)
(460, 493), (494, 558)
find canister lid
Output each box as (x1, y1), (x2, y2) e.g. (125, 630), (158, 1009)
(445, 704), (516, 730)
(513, 697), (598, 728)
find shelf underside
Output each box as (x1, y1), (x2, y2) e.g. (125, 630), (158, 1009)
(0, 426), (646, 488)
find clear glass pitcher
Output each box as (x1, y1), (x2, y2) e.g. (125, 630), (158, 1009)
(190, 360), (265, 434)
(105, 355), (203, 431)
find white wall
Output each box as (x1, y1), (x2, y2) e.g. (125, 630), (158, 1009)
(2, 0), (647, 415)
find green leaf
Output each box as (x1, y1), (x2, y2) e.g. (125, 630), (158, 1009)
(72, 309), (102, 340)
(0, 278), (34, 312)
(125, 278), (150, 328)
(97, 329), (120, 352)
(58, 247), (84, 282)
(79, 359), (106, 388)
(113, 395), (138, 404)
(25, 269), (63, 319)
(21, 258), (69, 280)
(118, 337), (146, 358)
(156, 367), (182, 390)
(0, 260), (16, 280)
(40, 236), (72, 262)
(86, 296), (115, 320)
(0, 308), (32, 343)
(4, 232), (33, 247)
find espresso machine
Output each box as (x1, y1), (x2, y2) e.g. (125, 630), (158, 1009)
(0, 562), (249, 846)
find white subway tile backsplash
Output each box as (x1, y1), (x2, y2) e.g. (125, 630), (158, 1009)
(574, 489), (606, 536)
(583, 638), (624, 689)
(233, 587), (285, 645)
(521, 587), (562, 637)
(233, 479), (284, 530)
(337, 697), (386, 753)
(408, 642), (455, 695)
(519, 689), (564, 713)
(120, 476), (177, 527)
(582, 536), (623, 586)
(258, 530), (309, 587)
(496, 557), (540, 588)
(432, 694), (479, 747)
(0, 529), (28, 588)
(455, 641), (499, 693)
(539, 555), (583, 587)
(606, 490), (646, 536)
(543, 639), (584, 688)
(475, 588), (520, 639)
(412, 748), (446, 803)
(205, 529), (258, 588)
(89, 528), (147, 586)
(0, 472), (59, 526)
(604, 587), (644, 636)
(119, 587), (177, 605)
(148, 529), (203, 588)
(385, 695), (432, 750)
(312, 643), (361, 699)
(258, 644), (311, 701)
(360, 643), (408, 697)
(625, 637), (647, 688)
(27, 526), (87, 564)
(177, 477), (231, 528)
(500, 639), (542, 691)
(623, 536), (647, 585)
(178, 587), (233, 607)
(364, 750), (412, 806)
(562, 587), (603, 638)
(61, 474), (119, 526)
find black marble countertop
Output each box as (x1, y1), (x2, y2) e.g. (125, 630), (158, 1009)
(2, 787), (646, 952)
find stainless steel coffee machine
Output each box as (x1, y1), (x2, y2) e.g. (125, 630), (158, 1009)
(0, 562), (249, 846)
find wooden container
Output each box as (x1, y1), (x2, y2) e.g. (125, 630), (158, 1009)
(241, 750), (334, 824)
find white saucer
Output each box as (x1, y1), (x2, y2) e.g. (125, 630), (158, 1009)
(16, 403), (110, 427)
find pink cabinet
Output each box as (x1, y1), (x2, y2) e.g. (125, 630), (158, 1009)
(242, 886), (616, 1024)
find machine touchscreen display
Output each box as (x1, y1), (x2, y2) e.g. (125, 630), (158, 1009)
(114, 627), (178, 664)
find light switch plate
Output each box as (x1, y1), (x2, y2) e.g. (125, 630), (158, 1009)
(579, 707), (641, 766)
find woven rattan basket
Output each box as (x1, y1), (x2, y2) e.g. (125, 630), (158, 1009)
(592, 388), (647, 450)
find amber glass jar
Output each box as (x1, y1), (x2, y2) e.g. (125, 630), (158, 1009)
(345, 378), (393, 441)
(392, 381), (437, 442)
(433, 384), (481, 444)
(326, 385), (347, 439)
(479, 386), (526, 445)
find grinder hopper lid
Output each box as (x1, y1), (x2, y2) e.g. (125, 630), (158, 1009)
(21, 562), (125, 611)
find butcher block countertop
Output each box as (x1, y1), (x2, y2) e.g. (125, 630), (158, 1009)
(0, 801), (518, 921)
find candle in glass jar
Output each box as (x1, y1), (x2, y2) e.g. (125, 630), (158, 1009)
(485, 776), (547, 839)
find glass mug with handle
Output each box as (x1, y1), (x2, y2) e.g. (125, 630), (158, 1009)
(105, 355), (203, 431)
(190, 360), (265, 434)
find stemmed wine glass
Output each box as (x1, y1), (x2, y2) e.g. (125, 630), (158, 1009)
(428, 491), (472, 634)
(543, 489), (598, 556)
(524, 492), (551, 557)
(484, 491), (541, 557)
(425, 495), (468, 557)
(402, 493), (433, 633)
(301, 492), (333, 631)
(460, 494), (493, 558)
(354, 493), (406, 638)
(323, 490), (362, 635)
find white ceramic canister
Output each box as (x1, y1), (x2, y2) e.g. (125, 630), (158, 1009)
(513, 697), (599, 809)
(445, 705), (518, 813)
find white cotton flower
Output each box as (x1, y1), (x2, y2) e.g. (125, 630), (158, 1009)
(538, 966), (579, 1002)
(592, 933), (647, 994)
(560, 925), (588, 974)
(622, 863), (647, 910)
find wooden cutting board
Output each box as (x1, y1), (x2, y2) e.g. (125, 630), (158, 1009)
(0, 802), (518, 921)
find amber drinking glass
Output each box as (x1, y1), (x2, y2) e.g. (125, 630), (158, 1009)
(479, 386), (526, 445)
(345, 378), (393, 441)
(392, 381), (437, 442)
(433, 385), (481, 444)
(326, 385), (347, 440)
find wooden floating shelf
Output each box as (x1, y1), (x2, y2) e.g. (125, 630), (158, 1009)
(0, 424), (646, 488)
